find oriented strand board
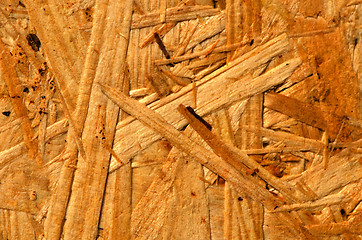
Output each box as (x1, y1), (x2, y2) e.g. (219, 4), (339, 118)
(0, 0), (360, 239)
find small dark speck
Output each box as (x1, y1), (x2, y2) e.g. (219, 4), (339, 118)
(2, 111), (11, 117)
(38, 67), (47, 76)
(274, 206), (278, 210)
(286, 63), (289, 66)
(26, 34), (41, 52)
(250, 39), (254, 46)
(238, 197), (243, 201)
(340, 208), (346, 217)
(23, 87), (29, 93)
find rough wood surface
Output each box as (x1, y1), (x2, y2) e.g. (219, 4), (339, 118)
(109, 34), (294, 171)
(0, 0), (360, 239)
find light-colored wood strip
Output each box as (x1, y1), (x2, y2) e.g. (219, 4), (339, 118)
(101, 68), (132, 240)
(130, 88), (149, 98)
(38, 114), (47, 161)
(99, 3), (133, 238)
(251, 200), (264, 240)
(237, 95), (264, 160)
(207, 183), (226, 240)
(105, 163), (132, 239)
(113, 57), (300, 171)
(159, 0), (166, 23)
(131, 5), (220, 29)
(61, 1), (134, 239)
(213, 109), (245, 240)
(138, 27), (148, 88)
(132, 29), (140, 89)
(48, 100), (57, 124)
(139, 92), (159, 105)
(322, 131), (329, 169)
(212, 110), (236, 240)
(241, 198), (259, 240)
(246, 126), (324, 152)
(272, 194), (346, 212)
(226, 0), (236, 62)
(223, 181), (234, 240)
(0, 40), (41, 165)
(43, 0), (111, 238)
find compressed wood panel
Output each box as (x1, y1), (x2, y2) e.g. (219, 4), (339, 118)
(0, 0), (360, 239)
